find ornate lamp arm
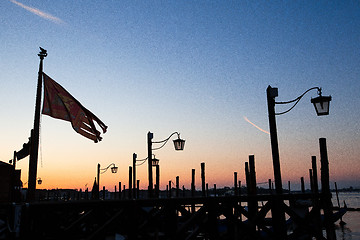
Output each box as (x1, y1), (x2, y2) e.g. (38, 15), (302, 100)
(135, 157), (148, 166)
(275, 87), (321, 115)
(100, 163), (117, 174)
(152, 132), (181, 151)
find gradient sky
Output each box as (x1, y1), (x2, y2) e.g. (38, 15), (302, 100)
(1, 0), (359, 191)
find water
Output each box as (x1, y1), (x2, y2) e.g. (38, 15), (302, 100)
(332, 192), (360, 240)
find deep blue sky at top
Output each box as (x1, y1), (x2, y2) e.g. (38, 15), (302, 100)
(1, 1), (359, 189)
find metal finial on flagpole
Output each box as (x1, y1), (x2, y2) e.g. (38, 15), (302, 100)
(38, 47), (47, 59)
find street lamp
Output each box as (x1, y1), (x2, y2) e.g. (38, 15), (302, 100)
(267, 86), (331, 194)
(311, 95), (331, 116)
(147, 131), (185, 198)
(152, 155), (160, 166)
(96, 163), (118, 198)
(266, 85), (331, 238)
(132, 153), (160, 198)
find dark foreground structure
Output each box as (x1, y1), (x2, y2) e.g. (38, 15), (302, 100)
(0, 192), (345, 240)
(0, 138), (346, 240)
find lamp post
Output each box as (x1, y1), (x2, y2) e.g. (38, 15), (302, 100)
(266, 85), (331, 238)
(147, 131), (185, 198)
(132, 153), (160, 198)
(97, 163), (118, 199)
(267, 86), (331, 194)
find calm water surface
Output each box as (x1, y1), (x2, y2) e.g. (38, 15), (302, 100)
(332, 192), (360, 240)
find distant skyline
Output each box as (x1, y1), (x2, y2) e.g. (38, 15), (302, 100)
(1, 1), (359, 191)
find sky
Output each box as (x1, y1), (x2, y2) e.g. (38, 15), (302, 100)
(1, 0), (359, 192)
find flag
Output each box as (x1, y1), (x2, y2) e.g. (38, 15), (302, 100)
(42, 73), (107, 143)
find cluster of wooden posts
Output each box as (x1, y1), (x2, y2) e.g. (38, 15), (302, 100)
(2, 138), (341, 239)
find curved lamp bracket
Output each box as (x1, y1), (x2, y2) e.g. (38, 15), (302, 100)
(100, 163), (118, 174)
(275, 87), (331, 116)
(152, 132), (185, 151)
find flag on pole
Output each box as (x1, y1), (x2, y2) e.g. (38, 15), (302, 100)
(42, 73), (107, 143)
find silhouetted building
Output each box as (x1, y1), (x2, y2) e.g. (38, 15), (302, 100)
(0, 161), (22, 202)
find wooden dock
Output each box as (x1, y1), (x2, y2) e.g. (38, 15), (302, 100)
(0, 137), (343, 240)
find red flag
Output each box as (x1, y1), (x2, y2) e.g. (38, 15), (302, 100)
(42, 73), (107, 143)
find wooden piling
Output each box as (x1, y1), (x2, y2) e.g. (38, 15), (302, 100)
(245, 162), (250, 194)
(119, 182), (122, 200)
(169, 180), (172, 198)
(129, 166), (132, 199)
(234, 172), (238, 196)
(249, 155), (257, 196)
(319, 138), (336, 240)
(301, 177), (305, 193)
(114, 185), (117, 200)
(312, 156), (319, 193)
(238, 180), (241, 195)
(309, 169), (314, 192)
(137, 180), (140, 199)
(176, 176), (179, 198)
(201, 162), (206, 197)
(214, 184), (217, 197)
(191, 169), (195, 197)
(288, 180), (290, 193)
(269, 179), (272, 193)
(156, 165), (160, 198)
(248, 155), (258, 234)
(191, 169), (196, 212)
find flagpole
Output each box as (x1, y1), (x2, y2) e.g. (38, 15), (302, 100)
(27, 48), (47, 202)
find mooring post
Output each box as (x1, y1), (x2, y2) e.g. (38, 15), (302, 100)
(85, 188), (88, 200)
(156, 165), (160, 198)
(206, 183), (209, 197)
(137, 180), (140, 199)
(182, 185), (185, 197)
(309, 169), (314, 192)
(119, 182), (122, 200)
(102, 186), (105, 200)
(311, 155), (323, 238)
(169, 180), (172, 198)
(320, 138), (336, 240)
(301, 177), (305, 193)
(176, 176), (179, 198)
(249, 155), (258, 235)
(201, 162), (206, 197)
(312, 156), (319, 193)
(249, 155), (257, 196)
(214, 184), (217, 197)
(234, 172), (238, 196)
(114, 185), (117, 200)
(239, 180), (241, 195)
(191, 168), (196, 212)
(288, 181), (291, 193)
(269, 179), (272, 193)
(191, 169), (195, 197)
(245, 162), (250, 194)
(129, 166), (132, 199)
